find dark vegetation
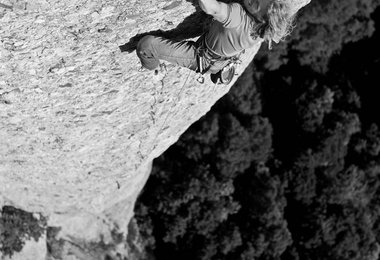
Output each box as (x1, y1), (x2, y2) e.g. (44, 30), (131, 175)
(0, 206), (46, 257)
(134, 0), (380, 259)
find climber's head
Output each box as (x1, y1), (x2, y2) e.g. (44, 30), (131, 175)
(245, 0), (295, 49)
(243, 0), (269, 19)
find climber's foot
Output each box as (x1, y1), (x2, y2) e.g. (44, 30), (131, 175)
(154, 63), (167, 75)
(138, 66), (148, 72)
(139, 64), (167, 82)
(152, 63), (167, 80)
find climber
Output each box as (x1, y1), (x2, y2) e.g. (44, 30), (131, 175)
(136, 0), (295, 84)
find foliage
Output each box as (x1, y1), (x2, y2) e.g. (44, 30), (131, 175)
(0, 206), (46, 257)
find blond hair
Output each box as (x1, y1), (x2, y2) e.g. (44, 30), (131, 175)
(249, 0), (296, 49)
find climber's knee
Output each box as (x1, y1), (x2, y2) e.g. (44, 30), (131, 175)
(136, 35), (160, 70)
(137, 35), (156, 53)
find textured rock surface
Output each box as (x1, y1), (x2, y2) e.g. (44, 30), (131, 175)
(0, 0), (310, 258)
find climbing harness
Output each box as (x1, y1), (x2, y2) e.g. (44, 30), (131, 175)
(195, 34), (243, 85)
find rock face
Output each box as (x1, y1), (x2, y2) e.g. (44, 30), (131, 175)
(0, 0), (310, 258)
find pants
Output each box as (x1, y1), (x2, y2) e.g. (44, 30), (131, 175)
(136, 35), (230, 74)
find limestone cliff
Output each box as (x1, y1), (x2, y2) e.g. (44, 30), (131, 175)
(0, 0), (310, 259)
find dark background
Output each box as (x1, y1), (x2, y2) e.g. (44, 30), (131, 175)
(134, 0), (380, 259)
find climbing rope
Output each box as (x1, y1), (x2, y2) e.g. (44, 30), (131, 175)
(148, 68), (193, 155)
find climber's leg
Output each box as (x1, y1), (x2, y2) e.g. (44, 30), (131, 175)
(136, 35), (198, 71)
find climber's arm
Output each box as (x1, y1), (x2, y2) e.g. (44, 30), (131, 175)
(198, 0), (228, 21)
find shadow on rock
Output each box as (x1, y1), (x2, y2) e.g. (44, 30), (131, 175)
(119, 0), (243, 53)
(119, 0), (211, 53)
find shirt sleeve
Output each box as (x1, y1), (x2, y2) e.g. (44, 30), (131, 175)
(215, 3), (244, 28)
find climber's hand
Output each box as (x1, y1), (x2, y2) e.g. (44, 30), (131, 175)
(198, 0), (228, 21)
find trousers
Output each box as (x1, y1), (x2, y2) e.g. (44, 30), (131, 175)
(136, 35), (230, 74)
